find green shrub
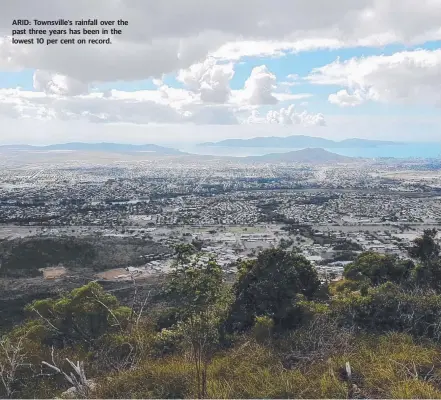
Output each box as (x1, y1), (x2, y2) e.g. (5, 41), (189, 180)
(251, 316), (274, 343)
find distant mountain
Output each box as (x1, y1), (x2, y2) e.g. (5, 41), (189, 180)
(337, 138), (399, 147)
(0, 142), (183, 155)
(200, 135), (401, 148)
(246, 148), (355, 163)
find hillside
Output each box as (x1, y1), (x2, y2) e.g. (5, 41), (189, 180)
(1, 232), (441, 399)
(0, 236), (171, 278)
(246, 148), (355, 163)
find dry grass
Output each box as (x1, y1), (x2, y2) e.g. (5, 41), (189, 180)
(92, 332), (441, 399)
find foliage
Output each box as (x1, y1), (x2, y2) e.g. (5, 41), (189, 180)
(166, 251), (224, 318)
(165, 250), (229, 398)
(94, 358), (195, 399)
(344, 252), (414, 286)
(409, 228), (440, 264)
(227, 248), (321, 331)
(5, 231), (441, 398)
(251, 316), (274, 343)
(329, 278), (362, 295)
(333, 240), (363, 251)
(409, 229), (441, 291)
(279, 238), (294, 249)
(332, 283), (441, 340)
(25, 281), (131, 348)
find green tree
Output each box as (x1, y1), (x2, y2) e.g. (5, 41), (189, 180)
(344, 252), (414, 286)
(227, 248), (321, 331)
(26, 282), (131, 349)
(166, 252), (227, 398)
(279, 238), (294, 250)
(409, 229), (440, 264)
(409, 229), (441, 291)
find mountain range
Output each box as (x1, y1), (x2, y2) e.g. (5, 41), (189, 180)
(200, 135), (401, 148)
(0, 142), (183, 155)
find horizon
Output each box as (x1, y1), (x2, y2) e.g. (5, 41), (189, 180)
(0, 136), (439, 148)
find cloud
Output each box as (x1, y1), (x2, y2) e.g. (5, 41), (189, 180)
(33, 70), (89, 96)
(307, 49), (441, 107)
(1, 0), (441, 84)
(241, 65), (278, 105)
(177, 60), (312, 107)
(328, 89), (365, 107)
(0, 85), (319, 127)
(211, 39), (346, 61)
(0, 88), (185, 123)
(247, 104), (326, 127)
(177, 58), (234, 103)
(273, 93), (312, 102)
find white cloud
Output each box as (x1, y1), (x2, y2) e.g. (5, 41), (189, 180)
(33, 70), (88, 96)
(211, 39), (346, 61)
(0, 88), (185, 124)
(177, 58), (234, 103)
(308, 49), (441, 107)
(328, 89), (365, 107)
(177, 61), (313, 107)
(247, 104), (326, 127)
(0, 86), (319, 128)
(273, 93), (312, 102)
(241, 65), (278, 105)
(152, 78), (163, 87)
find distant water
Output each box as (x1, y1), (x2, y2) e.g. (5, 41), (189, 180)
(181, 143), (441, 159)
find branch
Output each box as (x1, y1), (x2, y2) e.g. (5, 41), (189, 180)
(130, 273), (138, 324)
(29, 306), (61, 334)
(91, 291), (122, 332)
(42, 349), (90, 397)
(136, 290), (151, 328)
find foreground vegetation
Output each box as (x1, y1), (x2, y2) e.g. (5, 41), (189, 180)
(1, 230), (441, 398)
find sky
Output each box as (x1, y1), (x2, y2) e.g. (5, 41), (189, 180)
(0, 0), (440, 145)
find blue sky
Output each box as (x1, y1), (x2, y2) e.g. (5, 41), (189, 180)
(0, 0), (440, 145)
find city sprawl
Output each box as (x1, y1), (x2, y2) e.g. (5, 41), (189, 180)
(1, 150), (441, 282)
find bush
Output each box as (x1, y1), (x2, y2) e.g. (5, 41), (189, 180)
(94, 358), (195, 399)
(251, 316), (274, 343)
(344, 252), (414, 286)
(227, 248), (320, 332)
(329, 279), (362, 295)
(332, 283), (441, 340)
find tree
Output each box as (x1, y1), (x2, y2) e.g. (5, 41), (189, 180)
(166, 252), (227, 398)
(227, 248), (321, 331)
(344, 252), (414, 286)
(279, 238), (294, 250)
(26, 282), (131, 349)
(409, 229), (441, 291)
(191, 239), (204, 252)
(409, 229), (440, 264)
